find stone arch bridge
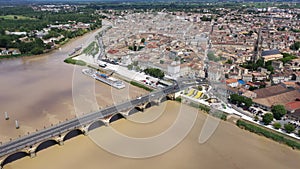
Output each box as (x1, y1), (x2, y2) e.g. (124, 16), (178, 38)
(0, 92), (177, 168)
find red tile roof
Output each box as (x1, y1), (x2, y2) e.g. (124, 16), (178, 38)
(285, 101), (300, 111)
(226, 78), (238, 84)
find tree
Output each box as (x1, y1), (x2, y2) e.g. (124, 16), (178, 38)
(273, 122), (281, 129)
(262, 113), (273, 125)
(141, 38), (145, 43)
(127, 64), (133, 70)
(229, 94), (252, 108)
(30, 47), (43, 55)
(249, 86), (258, 91)
(266, 65), (274, 73)
(298, 130), (300, 137)
(225, 59), (233, 64)
(243, 97), (253, 108)
(229, 94), (240, 104)
(271, 105), (287, 120)
(144, 68), (164, 79)
(284, 123), (295, 133)
(290, 41), (300, 51)
(254, 115), (259, 121)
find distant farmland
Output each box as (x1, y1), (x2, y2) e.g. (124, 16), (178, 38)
(0, 15), (36, 20)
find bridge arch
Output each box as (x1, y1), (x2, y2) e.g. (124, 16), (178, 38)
(63, 129), (84, 142)
(87, 120), (106, 132)
(109, 113), (125, 124)
(144, 102), (153, 109)
(158, 96), (167, 103)
(128, 107), (139, 116)
(35, 139), (58, 153)
(1, 151), (29, 168)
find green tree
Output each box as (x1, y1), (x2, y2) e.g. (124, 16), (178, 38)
(207, 51), (221, 62)
(141, 38), (145, 43)
(127, 64), (133, 70)
(262, 113), (273, 125)
(266, 65), (274, 73)
(284, 123), (295, 133)
(290, 41), (300, 51)
(229, 94), (240, 104)
(273, 122), (281, 129)
(30, 47), (43, 55)
(243, 97), (253, 108)
(280, 53), (297, 64)
(254, 115), (259, 121)
(229, 94), (252, 108)
(271, 105), (287, 120)
(225, 59), (233, 64)
(144, 68), (165, 79)
(249, 86), (258, 91)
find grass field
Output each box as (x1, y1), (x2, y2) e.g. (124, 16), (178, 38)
(0, 15), (36, 20)
(83, 41), (99, 57)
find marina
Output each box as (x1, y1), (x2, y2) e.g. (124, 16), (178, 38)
(82, 68), (125, 89)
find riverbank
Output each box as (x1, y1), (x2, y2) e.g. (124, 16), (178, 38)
(237, 119), (300, 150)
(4, 101), (300, 169)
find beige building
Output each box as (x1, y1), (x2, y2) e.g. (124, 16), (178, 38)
(261, 49), (283, 62)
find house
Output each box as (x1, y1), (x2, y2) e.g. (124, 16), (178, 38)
(242, 90), (257, 99)
(272, 60), (283, 70)
(252, 72), (268, 81)
(237, 66), (248, 76)
(226, 78), (239, 88)
(228, 72), (241, 79)
(261, 49), (283, 62)
(292, 71), (300, 81)
(271, 73), (285, 84)
(242, 74), (253, 82)
(226, 86), (239, 95)
(289, 58), (300, 71)
(285, 101), (300, 113)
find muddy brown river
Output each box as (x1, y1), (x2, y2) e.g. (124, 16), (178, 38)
(3, 101), (300, 169)
(0, 29), (146, 144)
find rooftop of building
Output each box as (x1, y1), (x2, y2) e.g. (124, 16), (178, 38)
(285, 101), (300, 112)
(253, 89), (300, 108)
(253, 84), (294, 98)
(261, 49), (281, 56)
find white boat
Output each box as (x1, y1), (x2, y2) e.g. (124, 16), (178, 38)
(82, 69), (125, 89)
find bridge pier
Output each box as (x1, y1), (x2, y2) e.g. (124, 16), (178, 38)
(58, 139), (64, 146)
(153, 99), (161, 106)
(167, 94), (176, 100)
(82, 129), (88, 136)
(100, 119), (110, 126)
(55, 136), (64, 146)
(29, 149), (36, 158)
(0, 158), (4, 169)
